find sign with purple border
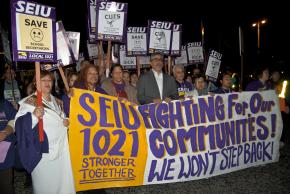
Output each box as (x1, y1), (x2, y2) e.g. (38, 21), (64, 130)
(205, 50), (222, 81)
(96, 1), (128, 43)
(87, 0), (97, 35)
(148, 20), (173, 55)
(69, 89), (282, 190)
(87, 18), (97, 43)
(175, 45), (188, 66)
(87, 0), (107, 42)
(11, 0), (57, 62)
(170, 24), (182, 56)
(126, 27), (147, 56)
(187, 42), (204, 64)
(119, 45), (136, 69)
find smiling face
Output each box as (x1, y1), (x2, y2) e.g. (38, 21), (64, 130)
(122, 71), (130, 85)
(86, 67), (98, 86)
(30, 28), (44, 42)
(173, 66), (185, 82)
(112, 66), (123, 84)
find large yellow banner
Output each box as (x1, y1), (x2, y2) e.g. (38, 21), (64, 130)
(69, 89), (147, 191)
(69, 89), (282, 191)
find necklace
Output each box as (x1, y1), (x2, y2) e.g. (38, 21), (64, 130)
(42, 96), (64, 119)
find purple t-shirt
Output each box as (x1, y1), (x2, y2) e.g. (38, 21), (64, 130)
(176, 80), (193, 97)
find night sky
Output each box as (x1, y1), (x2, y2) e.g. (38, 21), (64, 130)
(1, 0), (289, 78)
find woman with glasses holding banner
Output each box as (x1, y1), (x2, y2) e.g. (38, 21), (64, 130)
(15, 71), (75, 194)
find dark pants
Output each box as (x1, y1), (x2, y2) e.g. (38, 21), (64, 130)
(0, 168), (15, 194)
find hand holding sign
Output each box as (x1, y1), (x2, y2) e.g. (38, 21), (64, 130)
(11, 0), (57, 142)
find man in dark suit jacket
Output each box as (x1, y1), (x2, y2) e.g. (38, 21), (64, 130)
(137, 54), (179, 105)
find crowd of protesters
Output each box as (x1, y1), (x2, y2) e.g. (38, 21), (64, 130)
(0, 53), (289, 194)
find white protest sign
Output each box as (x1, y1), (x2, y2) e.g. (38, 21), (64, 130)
(170, 24), (182, 56)
(148, 20), (173, 55)
(119, 45), (136, 69)
(175, 45), (188, 65)
(205, 50), (222, 81)
(187, 42), (204, 64)
(56, 21), (75, 66)
(126, 27), (147, 56)
(96, 1), (128, 42)
(87, 41), (99, 59)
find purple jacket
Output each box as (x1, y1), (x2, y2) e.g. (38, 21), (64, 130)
(15, 112), (49, 173)
(245, 80), (272, 91)
(0, 100), (17, 170)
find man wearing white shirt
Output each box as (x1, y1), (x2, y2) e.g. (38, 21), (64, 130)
(137, 54), (178, 105)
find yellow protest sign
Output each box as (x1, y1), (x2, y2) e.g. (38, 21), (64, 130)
(17, 14), (53, 52)
(69, 89), (147, 191)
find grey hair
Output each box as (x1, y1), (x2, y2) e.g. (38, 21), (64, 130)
(173, 64), (184, 73)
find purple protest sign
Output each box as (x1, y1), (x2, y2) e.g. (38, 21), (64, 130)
(11, 0), (57, 62)
(187, 42), (204, 64)
(205, 50), (222, 81)
(126, 27), (148, 56)
(148, 20), (173, 55)
(170, 24), (182, 56)
(87, 0), (108, 42)
(87, 17), (97, 43)
(119, 45), (136, 69)
(96, 1), (128, 43)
